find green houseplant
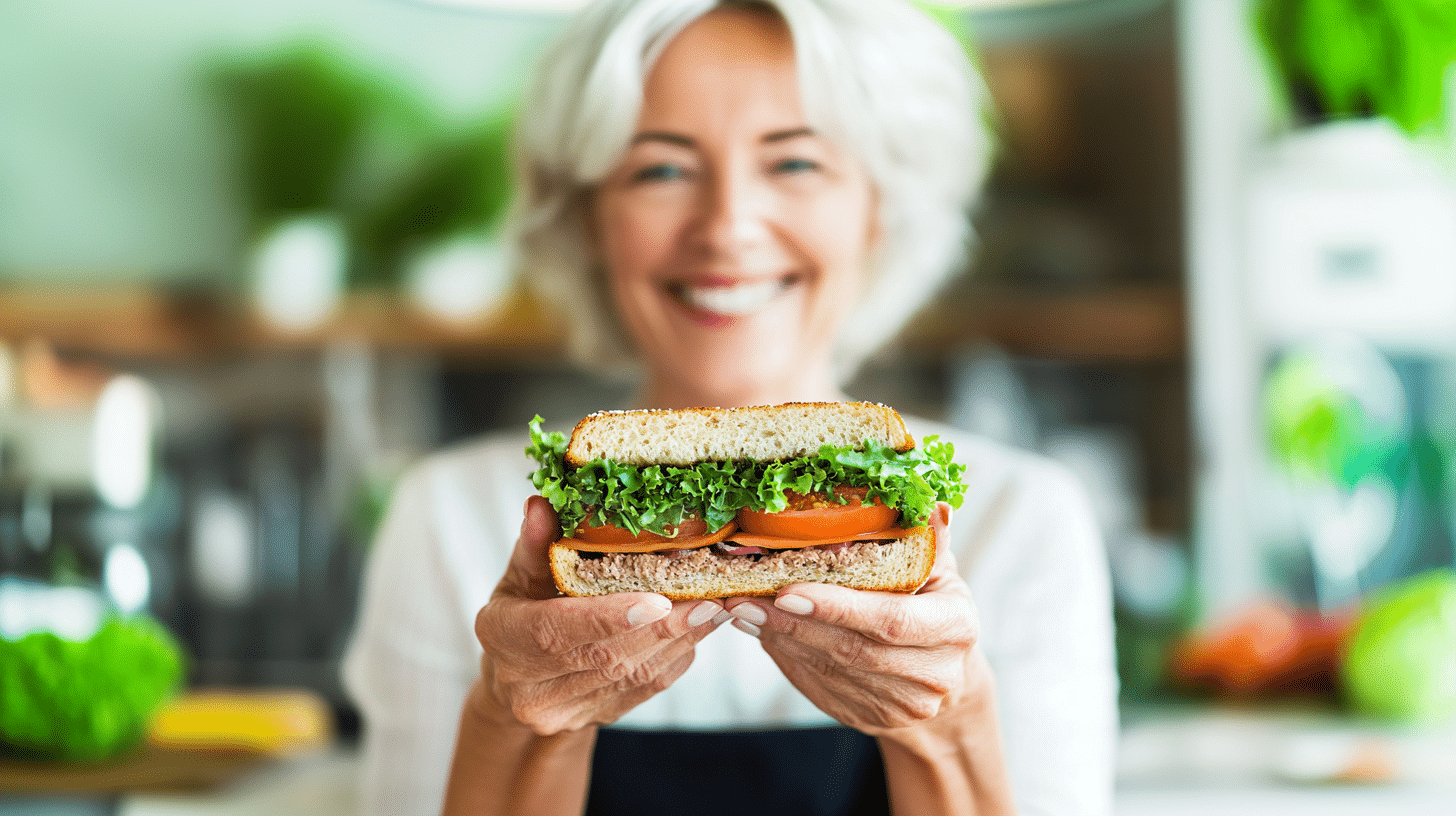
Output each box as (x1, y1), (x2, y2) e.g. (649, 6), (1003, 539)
(1255, 0), (1456, 135)
(210, 41), (514, 299)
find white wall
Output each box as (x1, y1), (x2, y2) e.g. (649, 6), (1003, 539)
(0, 0), (557, 283)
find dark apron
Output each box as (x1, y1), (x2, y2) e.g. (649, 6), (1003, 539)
(585, 726), (890, 816)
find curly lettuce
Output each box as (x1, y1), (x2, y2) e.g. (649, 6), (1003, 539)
(527, 416), (967, 537)
(0, 616), (184, 760)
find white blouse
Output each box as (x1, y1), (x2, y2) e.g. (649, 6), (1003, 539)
(342, 417), (1118, 816)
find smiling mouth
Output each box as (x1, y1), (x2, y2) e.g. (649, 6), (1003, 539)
(669, 275), (800, 318)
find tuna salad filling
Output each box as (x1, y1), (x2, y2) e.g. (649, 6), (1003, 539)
(573, 539), (889, 584)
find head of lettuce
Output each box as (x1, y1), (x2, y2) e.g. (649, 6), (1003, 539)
(0, 580), (184, 760)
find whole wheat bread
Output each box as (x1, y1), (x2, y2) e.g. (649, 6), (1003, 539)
(550, 527), (936, 600)
(564, 402), (913, 467)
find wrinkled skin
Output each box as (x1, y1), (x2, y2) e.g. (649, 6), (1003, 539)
(724, 502), (987, 734)
(472, 495), (726, 735)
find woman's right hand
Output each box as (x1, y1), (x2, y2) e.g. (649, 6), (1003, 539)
(471, 495), (727, 735)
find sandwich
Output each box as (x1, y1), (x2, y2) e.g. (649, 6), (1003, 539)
(526, 402), (966, 601)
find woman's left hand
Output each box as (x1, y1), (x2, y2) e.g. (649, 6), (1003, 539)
(724, 502), (983, 735)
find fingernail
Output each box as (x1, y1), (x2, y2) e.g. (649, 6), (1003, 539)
(730, 604), (767, 626)
(775, 595), (814, 615)
(732, 618), (761, 638)
(627, 601), (670, 626)
(711, 610), (733, 627)
(688, 602), (719, 627)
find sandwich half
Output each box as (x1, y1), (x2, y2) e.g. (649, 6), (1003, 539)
(526, 402), (966, 601)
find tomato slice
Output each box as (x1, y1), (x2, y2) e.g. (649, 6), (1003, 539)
(573, 517), (709, 545)
(562, 518), (737, 553)
(736, 487), (900, 540)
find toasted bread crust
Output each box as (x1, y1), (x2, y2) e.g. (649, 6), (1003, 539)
(564, 402), (913, 467)
(549, 526), (936, 600)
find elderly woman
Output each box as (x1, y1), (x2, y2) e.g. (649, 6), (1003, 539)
(343, 1), (1116, 814)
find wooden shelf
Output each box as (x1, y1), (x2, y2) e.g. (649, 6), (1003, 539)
(0, 287), (568, 361)
(0, 283), (1183, 363)
(903, 283), (1185, 362)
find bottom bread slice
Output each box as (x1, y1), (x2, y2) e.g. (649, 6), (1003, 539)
(549, 526), (936, 600)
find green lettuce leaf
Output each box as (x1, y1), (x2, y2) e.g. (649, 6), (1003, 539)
(526, 416), (967, 537)
(0, 616), (184, 760)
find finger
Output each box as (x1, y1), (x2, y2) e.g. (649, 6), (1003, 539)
(932, 501), (953, 559)
(730, 583), (976, 648)
(920, 501), (961, 591)
(534, 609), (721, 699)
(757, 642), (925, 732)
(491, 598), (716, 683)
(553, 599), (722, 673)
(762, 632), (951, 701)
(551, 649), (700, 732)
(503, 495), (566, 600)
(730, 593), (960, 674)
(754, 610), (961, 686)
(527, 646), (701, 737)
(481, 591), (674, 660)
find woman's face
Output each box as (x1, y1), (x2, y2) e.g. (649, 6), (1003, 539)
(592, 7), (876, 406)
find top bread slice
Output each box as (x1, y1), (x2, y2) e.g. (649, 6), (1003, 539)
(564, 402), (914, 467)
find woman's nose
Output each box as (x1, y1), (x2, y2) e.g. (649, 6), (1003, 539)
(693, 168), (770, 257)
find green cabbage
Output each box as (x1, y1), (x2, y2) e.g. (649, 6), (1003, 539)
(0, 616), (184, 760)
(1343, 569), (1456, 723)
(527, 416), (967, 537)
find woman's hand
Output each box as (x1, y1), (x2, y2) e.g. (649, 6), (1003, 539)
(472, 495), (727, 735)
(723, 502), (986, 735)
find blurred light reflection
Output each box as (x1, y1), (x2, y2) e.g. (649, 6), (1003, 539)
(92, 374), (157, 510)
(104, 542), (151, 616)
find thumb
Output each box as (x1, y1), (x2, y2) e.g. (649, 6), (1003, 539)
(931, 501), (954, 559)
(921, 501), (961, 592)
(505, 495), (564, 600)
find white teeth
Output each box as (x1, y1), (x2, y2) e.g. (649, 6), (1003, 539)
(680, 279), (787, 316)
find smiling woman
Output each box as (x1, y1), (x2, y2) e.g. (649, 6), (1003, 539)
(519, 0), (988, 386)
(592, 8), (875, 407)
(343, 2), (1117, 815)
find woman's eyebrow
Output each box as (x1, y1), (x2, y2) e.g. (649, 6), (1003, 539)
(629, 127), (816, 147)
(762, 127), (814, 143)
(631, 132), (694, 147)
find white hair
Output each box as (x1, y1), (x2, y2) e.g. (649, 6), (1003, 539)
(514, 0), (991, 379)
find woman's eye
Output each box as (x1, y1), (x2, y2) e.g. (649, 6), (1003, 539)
(772, 158), (820, 174)
(631, 164), (689, 183)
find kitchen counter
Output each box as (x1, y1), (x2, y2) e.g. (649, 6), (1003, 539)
(1115, 706), (1456, 815)
(0, 750), (354, 816)
(8, 708), (1455, 816)
(118, 751), (356, 816)
(1118, 783), (1456, 816)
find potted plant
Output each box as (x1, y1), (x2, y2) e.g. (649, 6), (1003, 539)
(1255, 0), (1456, 136)
(210, 42), (514, 331)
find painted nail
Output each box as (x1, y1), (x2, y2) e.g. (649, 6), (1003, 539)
(775, 595), (814, 615)
(730, 604), (767, 626)
(711, 610), (733, 627)
(732, 618), (761, 638)
(627, 601), (670, 626)
(688, 602), (719, 627)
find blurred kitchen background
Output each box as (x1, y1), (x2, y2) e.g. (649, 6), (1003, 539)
(4, 0), (1456, 813)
